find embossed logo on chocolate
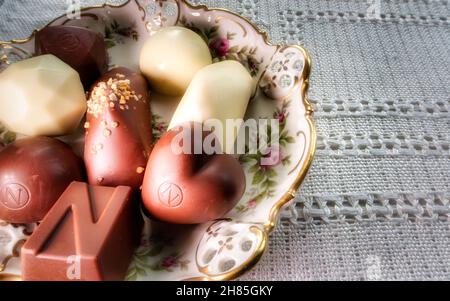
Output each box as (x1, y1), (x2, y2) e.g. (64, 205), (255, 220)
(58, 32), (81, 52)
(0, 183), (30, 210)
(158, 182), (183, 207)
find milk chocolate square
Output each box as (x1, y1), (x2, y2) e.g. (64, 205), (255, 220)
(21, 182), (143, 281)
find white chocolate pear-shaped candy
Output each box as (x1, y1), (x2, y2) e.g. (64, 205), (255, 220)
(169, 60), (253, 154)
(0, 55), (87, 136)
(139, 26), (212, 96)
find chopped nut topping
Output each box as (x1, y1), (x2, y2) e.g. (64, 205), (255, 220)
(90, 143), (102, 155)
(87, 75), (137, 118)
(109, 93), (118, 102)
(136, 167), (145, 174)
(111, 121), (119, 128)
(103, 129), (112, 137)
(97, 177), (104, 183)
(84, 122), (90, 129)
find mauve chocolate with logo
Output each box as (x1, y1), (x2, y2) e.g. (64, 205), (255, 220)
(0, 137), (84, 223)
(35, 25), (108, 90)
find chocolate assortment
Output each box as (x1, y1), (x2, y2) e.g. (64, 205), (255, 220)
(0, 55), (87, 136)
(0, 137), (84, 223)
(21, 182), (143, 281)
(0, 21), (253, 280)
(142, 123), (246, 224)
(84, 67), (152, 189)
(35, 25), (108, 89)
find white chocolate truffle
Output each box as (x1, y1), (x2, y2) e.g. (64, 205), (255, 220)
(169, 60), (253, 154)
(0, 55), (87, 136)
(139, 26), (212, 96)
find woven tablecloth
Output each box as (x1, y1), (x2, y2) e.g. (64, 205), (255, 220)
(1, 0), (449, 280)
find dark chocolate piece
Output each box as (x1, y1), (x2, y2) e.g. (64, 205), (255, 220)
(35, 25), (108, 89)
(84, 67), (152, 189)
(141, 122), (245, 224)
(0, 137), (84, 223)
(21, 182), (143, 281)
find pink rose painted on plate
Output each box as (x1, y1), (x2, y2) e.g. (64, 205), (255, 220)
(247, 199), (257, 208)
(209, 38), (230, 57)
(161, 256), (177, 268)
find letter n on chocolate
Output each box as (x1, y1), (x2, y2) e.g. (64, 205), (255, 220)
(21, 182), (143, 281)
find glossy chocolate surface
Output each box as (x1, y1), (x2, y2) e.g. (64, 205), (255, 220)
(21, 182), (143, 281)
(142, 123), (245, 224)
(0, 137), (84, 223)
(35, 25), (108, 89)
(84, 67), (152, 189)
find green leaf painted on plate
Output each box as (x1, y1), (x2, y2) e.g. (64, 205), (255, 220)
(252, 169), (265, 185)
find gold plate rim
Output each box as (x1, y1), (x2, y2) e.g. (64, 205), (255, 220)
(0, 0), (316, 281)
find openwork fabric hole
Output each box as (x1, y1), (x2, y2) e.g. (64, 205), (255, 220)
(218, 259), (236, 273)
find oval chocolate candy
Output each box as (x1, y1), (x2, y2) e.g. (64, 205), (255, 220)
(0, 137), (85, 223)
(84, 67), (152, 189)
(141, 122), (245, 224)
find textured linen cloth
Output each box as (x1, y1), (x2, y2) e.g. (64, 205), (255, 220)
(1, 0), (449, 280)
